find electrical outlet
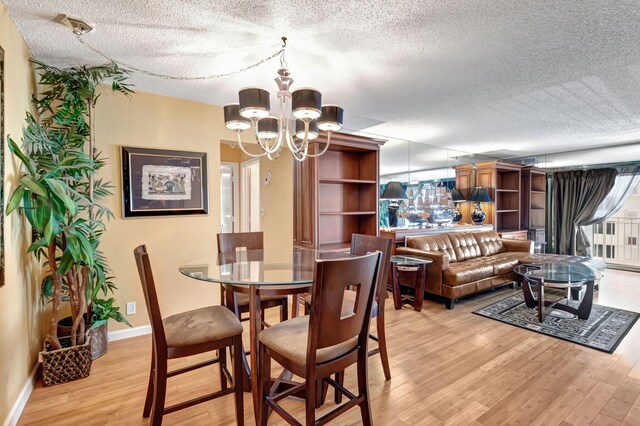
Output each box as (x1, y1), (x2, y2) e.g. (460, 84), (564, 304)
(126, 302), (136, 315)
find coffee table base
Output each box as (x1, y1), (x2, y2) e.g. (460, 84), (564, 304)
(521, 279), (594, 322)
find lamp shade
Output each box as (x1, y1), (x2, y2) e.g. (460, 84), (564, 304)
(318, 105), (344, 131)
(292, 88), (322, 120)
(469, 187), (491, 202)
(223, 104), (251, 131)
(295, 119), (318, 140)
(238, 88), (270, 119)
(257, 117), (278, 139)
(381, 181), (408, 200)
(450, 188), (466, 202)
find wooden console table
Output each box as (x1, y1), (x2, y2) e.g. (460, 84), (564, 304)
(381, 224), (494, 253)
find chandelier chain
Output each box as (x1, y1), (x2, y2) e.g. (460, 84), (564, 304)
(75, 34), (284, 81)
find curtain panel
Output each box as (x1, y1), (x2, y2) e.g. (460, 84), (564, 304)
(592, 166), (640, 223)
(552, 168), (617, 256)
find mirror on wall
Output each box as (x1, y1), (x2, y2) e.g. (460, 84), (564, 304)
(373, 136), (495, 228)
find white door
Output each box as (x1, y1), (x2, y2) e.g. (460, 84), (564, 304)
(220, 162), (239, 233)
(241, 159), (261, 232)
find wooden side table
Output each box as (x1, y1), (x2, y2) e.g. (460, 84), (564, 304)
(390, 255), (432, 312)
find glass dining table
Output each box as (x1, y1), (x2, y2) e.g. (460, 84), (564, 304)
(179, 247), (346, 419)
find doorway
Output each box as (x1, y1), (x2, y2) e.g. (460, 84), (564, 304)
(220, 162), (239, 233)
(241, 158), (261, 232)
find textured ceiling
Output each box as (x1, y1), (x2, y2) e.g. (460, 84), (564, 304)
(6, 0), (640, 172)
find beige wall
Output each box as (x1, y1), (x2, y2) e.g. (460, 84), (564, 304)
(0, 4), (42, 424)
(94, 89), (293, 332)
(260, 154), (294, 248)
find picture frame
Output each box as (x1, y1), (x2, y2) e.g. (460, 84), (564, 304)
(121, 146), (208, 217)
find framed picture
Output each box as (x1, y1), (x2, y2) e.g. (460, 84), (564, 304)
(121, 146), (208, 217)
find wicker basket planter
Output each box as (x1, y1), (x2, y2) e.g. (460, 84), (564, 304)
(41, 335), (92, 387)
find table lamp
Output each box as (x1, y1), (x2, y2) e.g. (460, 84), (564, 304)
(381, 181), (408, 227)
(469, 187), (491, 225)
(450, 188), (466, 224)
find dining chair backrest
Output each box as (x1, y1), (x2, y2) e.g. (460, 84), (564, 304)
(133, 245), (167, 349)
(217, 231), (264, 253)
(307, 252), (381, 360)
(350, 233), (393, 303)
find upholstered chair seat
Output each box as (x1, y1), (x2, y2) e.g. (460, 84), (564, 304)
(163, 306), (244, 348)
(258, 315), (358, 367)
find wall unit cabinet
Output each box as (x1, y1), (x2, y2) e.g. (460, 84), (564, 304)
(454, 164), (474, 224)
(454, 161), (547, 240)
(475, 161), (523, 232)
(521, 166), (547, 242)
(293, 132), (385, 250)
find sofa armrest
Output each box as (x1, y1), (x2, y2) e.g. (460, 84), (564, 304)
(395, 248), (449, 296)
(502, 239), (534, 253)
(395, 248), (450, 270)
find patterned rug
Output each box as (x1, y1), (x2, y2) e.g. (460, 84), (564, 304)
(473, 293), (640, 353)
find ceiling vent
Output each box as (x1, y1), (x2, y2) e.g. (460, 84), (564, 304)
(56, 14), (93, 35)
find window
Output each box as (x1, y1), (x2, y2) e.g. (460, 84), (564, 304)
(594, 223), (604, 234)
(606, 245), (616, 259)
(606, 223), (616, 235)
(595, 244), (603, 257)
(626, 236), (638, 246)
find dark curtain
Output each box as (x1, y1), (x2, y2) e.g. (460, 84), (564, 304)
(552, 168), (617, 256)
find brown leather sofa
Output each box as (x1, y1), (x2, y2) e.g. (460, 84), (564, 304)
(395, 230), (533, 309)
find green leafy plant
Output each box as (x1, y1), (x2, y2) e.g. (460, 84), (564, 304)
(6, 60), (133, 350)
(90, 298), (131, 330)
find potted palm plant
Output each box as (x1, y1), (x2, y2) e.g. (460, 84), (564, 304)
(6, 60), (133, 385)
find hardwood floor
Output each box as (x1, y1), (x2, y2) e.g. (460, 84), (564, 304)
(18, 269), (640, 425)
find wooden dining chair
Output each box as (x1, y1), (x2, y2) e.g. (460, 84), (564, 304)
(217, 232), (289, 322)
(257, 251), (381, 426)
(134, 245), (244, 426)
(302, 234), (393, 383)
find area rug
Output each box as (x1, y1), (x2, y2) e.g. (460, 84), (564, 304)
(473, 294), (640, 353)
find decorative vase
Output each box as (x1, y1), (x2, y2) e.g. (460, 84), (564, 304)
(471, 203), (486, 225)
(452, 204), (463, 224)
(387, 204), (399, 227)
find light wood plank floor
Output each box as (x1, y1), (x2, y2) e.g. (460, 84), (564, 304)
(18, 269), (640, 425)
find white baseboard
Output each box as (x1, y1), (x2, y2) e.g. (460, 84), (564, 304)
(3, 363), (38, 426)
(1, 325), (150, 426)
(108, 324), (151, 342)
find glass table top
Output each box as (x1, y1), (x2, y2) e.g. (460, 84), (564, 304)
(513, 262), (598, 287)
(390, 255), (433, 265)
(180, 248), (350, 286)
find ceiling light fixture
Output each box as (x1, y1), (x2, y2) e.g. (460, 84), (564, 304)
(56, 14), (93, 35)
(224, 37), (344, 162)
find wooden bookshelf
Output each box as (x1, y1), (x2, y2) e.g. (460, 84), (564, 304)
(475, 161), (523, 232)
(293, 132), (386, 250)
(521, 166), (547, 242)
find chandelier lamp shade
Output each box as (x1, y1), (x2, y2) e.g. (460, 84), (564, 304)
(223, 37), (344, 161)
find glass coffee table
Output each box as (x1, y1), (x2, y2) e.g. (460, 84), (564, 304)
(514, 263), (598, 323)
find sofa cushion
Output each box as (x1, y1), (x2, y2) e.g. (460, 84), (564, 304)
(448, 232), (483, 261)
(443, 260), (494, 286)
(407, 234), (457, 263)
(485, 252), (523, 275)
(473, 231), (506, 256)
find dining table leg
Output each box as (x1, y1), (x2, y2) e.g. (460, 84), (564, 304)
(249, 285), (262, 424)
